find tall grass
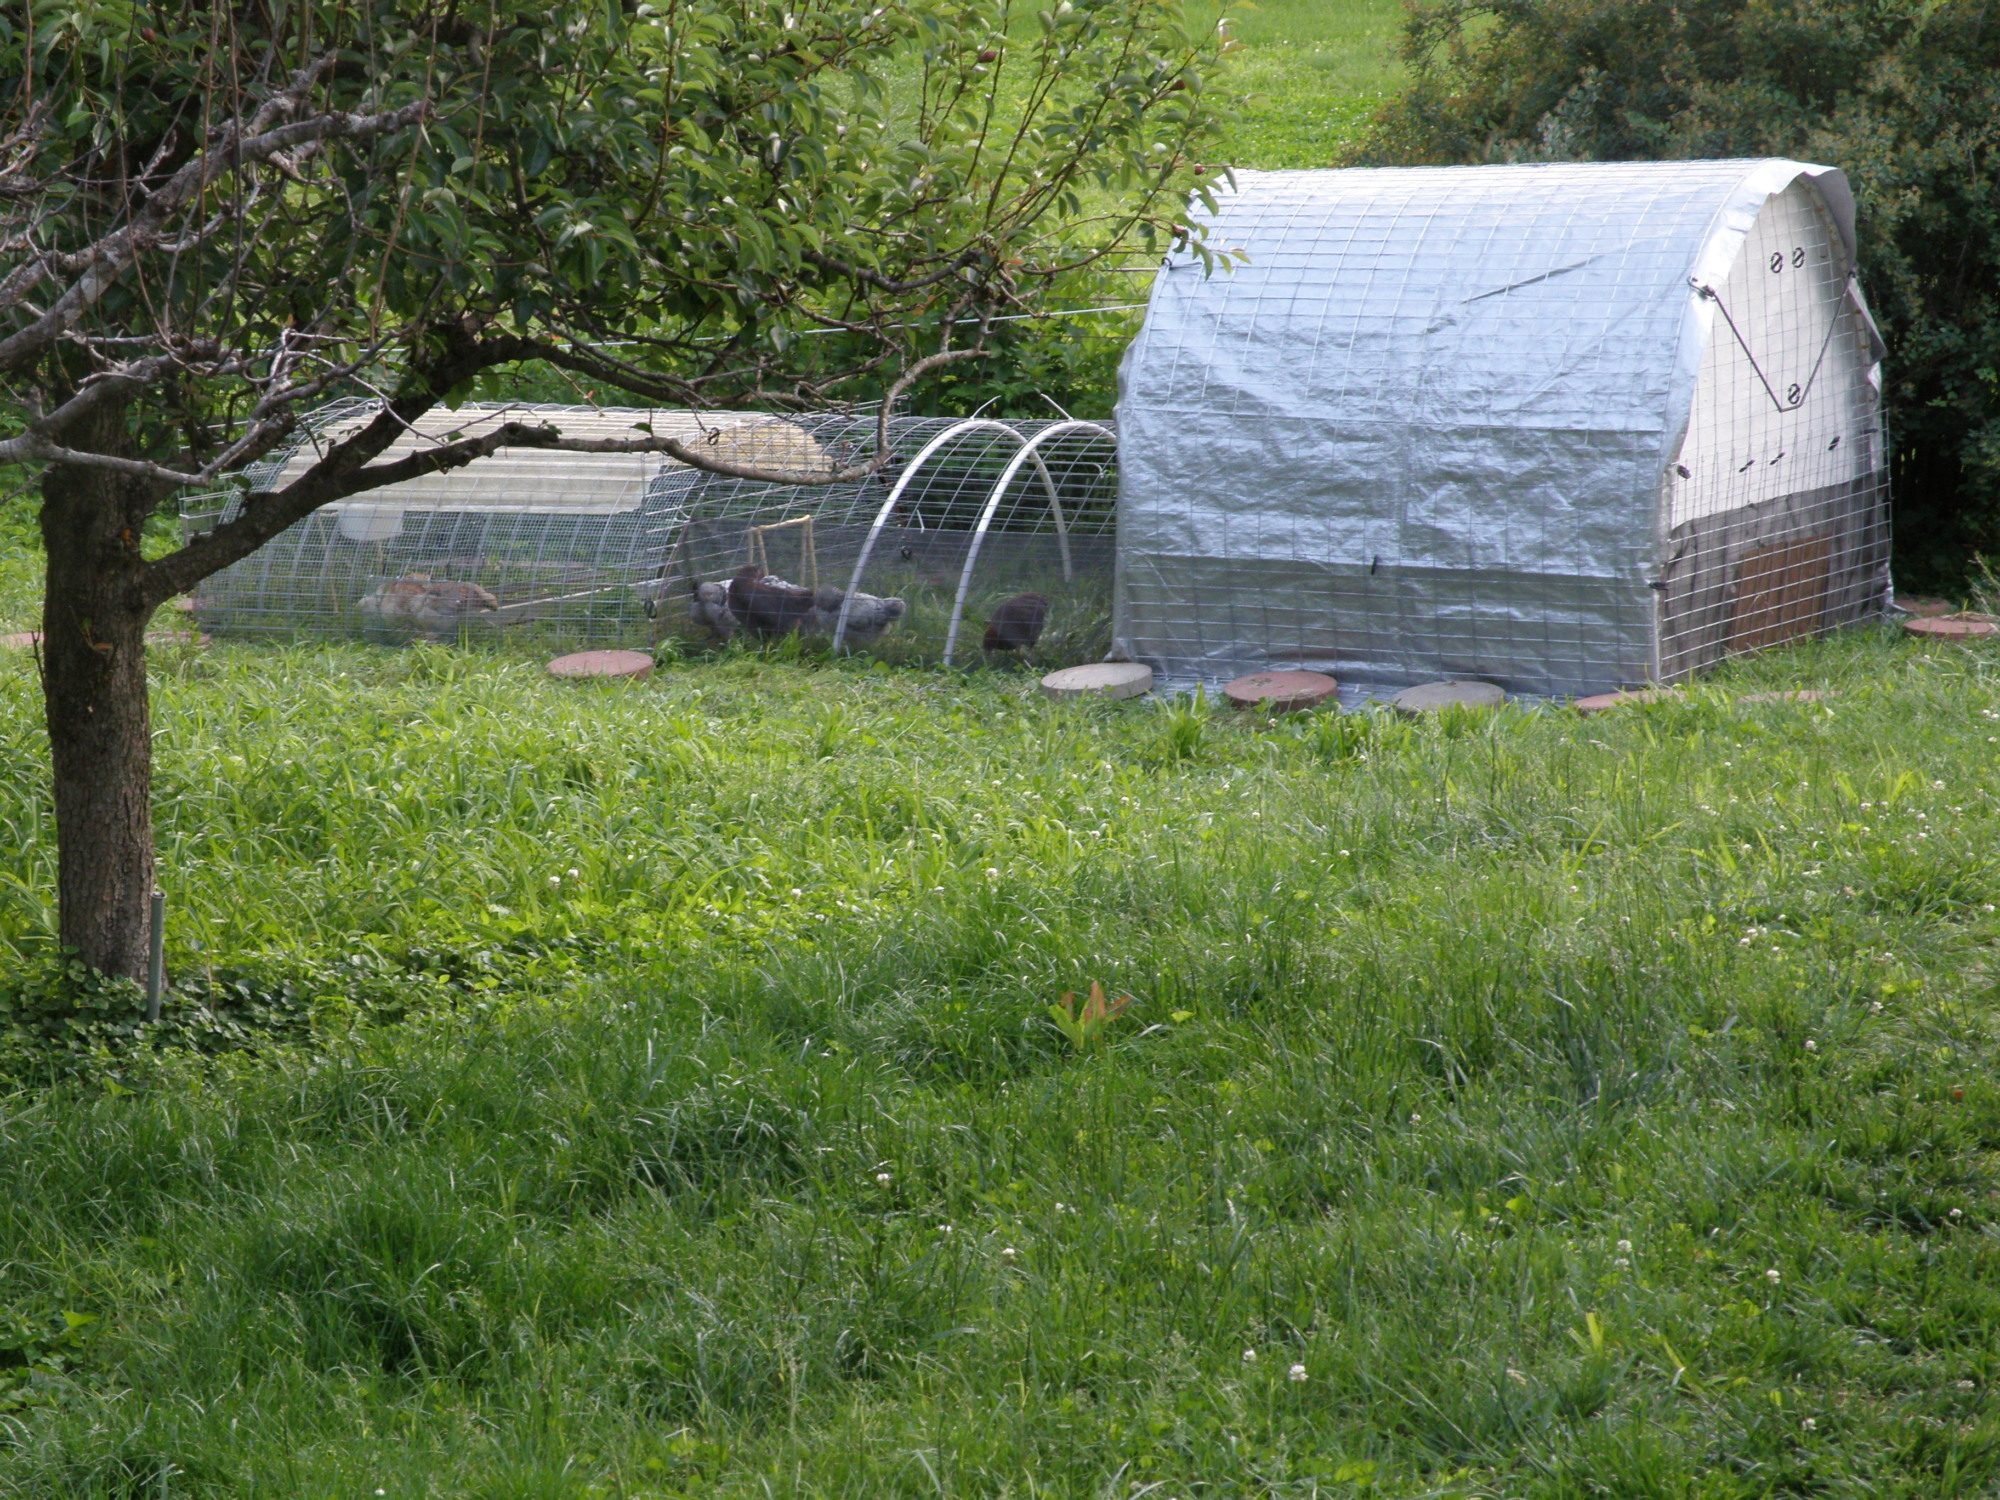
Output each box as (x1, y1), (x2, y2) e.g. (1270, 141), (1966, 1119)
(5, 617), (2000, 1493)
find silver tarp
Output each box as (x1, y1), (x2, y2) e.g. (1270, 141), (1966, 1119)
(1113, 160), (1888, 697)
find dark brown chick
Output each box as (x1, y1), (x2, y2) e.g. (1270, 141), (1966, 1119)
(983, 592), (1050, 653)
(727, 566), (817, 639)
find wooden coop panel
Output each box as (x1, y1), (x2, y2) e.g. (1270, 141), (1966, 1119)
(1726, 533), (1832, 652)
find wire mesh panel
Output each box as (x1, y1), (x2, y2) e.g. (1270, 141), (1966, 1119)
(185, 403), (1122, 661)
(859, 420), (1116, 669)
(1115, 160), (1888, 698)
(1656, 176), (1889, 679)
(184, 407), (1116, 664)
(188, 404), (823, 647)
(656, 414), (1117, 669)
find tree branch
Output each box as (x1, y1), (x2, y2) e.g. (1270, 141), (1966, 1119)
(0, 82), (429, 370)
(140, 336), (987, 606)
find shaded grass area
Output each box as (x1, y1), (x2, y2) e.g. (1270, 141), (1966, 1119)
(6, 618), (2000, 1493)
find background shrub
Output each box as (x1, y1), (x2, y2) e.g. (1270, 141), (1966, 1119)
(1357, 0), (2000, 590)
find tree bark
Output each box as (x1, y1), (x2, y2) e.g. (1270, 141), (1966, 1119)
(38, 409), (159, 983)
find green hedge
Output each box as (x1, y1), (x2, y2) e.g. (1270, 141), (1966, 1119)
(1356, 0), (2000, 589)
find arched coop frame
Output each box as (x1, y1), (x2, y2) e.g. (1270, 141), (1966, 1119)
(180, 403), (1121, 664)
(829, 417), (1115, 662)
(662, 412), (1120, 668)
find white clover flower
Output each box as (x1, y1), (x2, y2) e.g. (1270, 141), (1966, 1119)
(1950, 1207), (1964, 1219)
(1800, 1417), (1817, 1432)
(1616, 1239), (1633, 1254)
(1804, 1039), (1817, 1053)
(1766, 1268), (1782, 1284)
(874, 1171), (892, 1187)
(1409, 1112), (1421, 1125)
(1613, 1256), (1630, 1269)
(1000, 1246), (1019, 1264)
(1241, 1348), (1257, 1364)
(1288, 1363), (1308, 1382)
(567, 867), (580, 879)
(548, 874), (562, 886)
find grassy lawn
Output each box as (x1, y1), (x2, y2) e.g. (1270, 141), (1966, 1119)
(6, 613), (2000, 1494)
(9, 7), (2000, 1496)
(1196, 0), (1406, 168)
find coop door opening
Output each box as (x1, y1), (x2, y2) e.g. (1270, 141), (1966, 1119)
(1725, 533), (1832, 651)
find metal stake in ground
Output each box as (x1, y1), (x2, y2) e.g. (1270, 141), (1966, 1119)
(146, 889), (165, 1023)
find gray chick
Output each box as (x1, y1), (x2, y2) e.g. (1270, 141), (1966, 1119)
(688, 580), (738, 640)
(809, 586), (907, 645)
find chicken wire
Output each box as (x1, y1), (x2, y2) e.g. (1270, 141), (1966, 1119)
(182, 404), (1117, 667)
(660, 415), (1117, 669)
(1114, 159), (1889, 698)
(1657, 174), (1888, 677)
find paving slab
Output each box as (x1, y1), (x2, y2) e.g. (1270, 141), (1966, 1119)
(1903, 615), (1996, 642)
(1895, 596), (1958, 618)
(547, 648), (654, 681)
(1390, 680), (1506, 715)
(1221, 669), (1339, 712)
(1040, 662), (1153, 701)
(1573, 688), (1677, 714)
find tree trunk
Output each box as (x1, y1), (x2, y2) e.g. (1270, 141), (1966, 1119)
(38, 416), (159, 983)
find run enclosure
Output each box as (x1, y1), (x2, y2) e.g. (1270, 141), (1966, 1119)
(1114, 158), (1891, 696)
(182, 406), (1118, 668)
(187, 159), (1887, 694)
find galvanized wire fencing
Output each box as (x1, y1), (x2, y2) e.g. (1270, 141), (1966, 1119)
(1113, 161), (1890, 698)
(182, 405), (1118, 669)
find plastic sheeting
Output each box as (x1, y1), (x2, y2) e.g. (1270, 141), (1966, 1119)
(1114, 159), (1887, 697)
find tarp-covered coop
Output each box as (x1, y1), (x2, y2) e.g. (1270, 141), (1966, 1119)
(1114, 160), (1891, 696)
(185, 403), (1118, 666)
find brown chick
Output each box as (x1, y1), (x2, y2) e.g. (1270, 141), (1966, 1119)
(983, 592), (1050, 653)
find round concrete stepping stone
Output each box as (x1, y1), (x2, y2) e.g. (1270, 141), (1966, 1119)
(1, 631), (40, 650)
(1573, 687), (1675, 714)
(547, 648), (654, 681)
(1040, 662), (1153, 701)
(1738, 689), (1825, 705)
(1390, 680), (1505, 715)
(1222, 669), (1339, 712)
(1896, 596), (1957, 618)
(1903, 615), (1996, 642)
